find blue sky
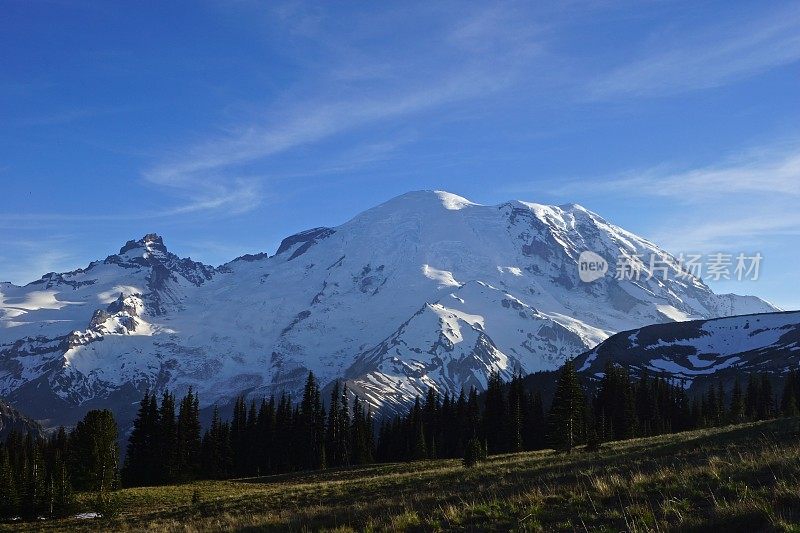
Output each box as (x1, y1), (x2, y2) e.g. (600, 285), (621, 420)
(1, 0), (799, 309)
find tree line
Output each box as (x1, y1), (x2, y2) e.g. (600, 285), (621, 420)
(0, 410), (118, 520)
(122, 375), (374, 484)
(1, 366), (799, 519)
(122, 365), (800, 483)
(376, 363), (800, 459)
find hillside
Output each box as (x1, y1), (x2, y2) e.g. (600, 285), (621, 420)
(574, 310), (800, 394)
(14, 417), (800, 532)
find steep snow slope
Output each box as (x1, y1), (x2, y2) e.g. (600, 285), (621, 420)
(0, 191), (778, 425)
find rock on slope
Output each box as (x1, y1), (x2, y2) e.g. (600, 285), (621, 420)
(0, 191), (778, 424)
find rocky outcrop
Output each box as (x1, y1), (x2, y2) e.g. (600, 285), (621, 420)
(0, 399), (44, 439)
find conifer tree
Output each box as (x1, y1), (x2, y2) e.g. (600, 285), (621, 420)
(759, 375), (774, 419)
(438, 392), (452, 456)
(547, 359), (586, 454)
(595, 362), (635, 440)
(220, 419), (234, 476)
(466, 387), (480, 439)
(245, 399), (259, 475)
(705, 386), (719, 426)
(230, 396), (248, 475)
(49, 451), (73, 518)
(123, 390), (158, 486)
(781, 371), (800, 417)
(729, 377), (745, 423)
(523, 390), (545, 450)
(690, 397), (702, 428)
(273, 394), (293, 472)
(507, 372), (524, 453)
(482, 370), (506, 453)
(256, 396), (276, 474)
(411, 397), (427, 460)
(314, 389), (327, 469)
(365, 407), (374, 463)
(745, 374), (760, 420)
(0, 446), (16, 519)
(454, 388), (468, 456)
(176, 387), (202, 481)
(201, 405), (232, 479)
(22, 434), (46, 519)
(716, 382), (726, 425)
(300, 372), (324, 469)
(337, 384), (351, 466)
(350, 395), (372, 465)
(423, 388), (440, 458)
(157, 391), (178, 483)
(326, 381), (342, 467)
(68, 409), (119, 493)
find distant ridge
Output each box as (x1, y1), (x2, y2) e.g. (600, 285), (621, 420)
(574, 310), (800, 392)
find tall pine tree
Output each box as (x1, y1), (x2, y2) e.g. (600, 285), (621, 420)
(68, 409), (119, 493)
(176, 387), (202, 481)
(547, 359), (586, 454)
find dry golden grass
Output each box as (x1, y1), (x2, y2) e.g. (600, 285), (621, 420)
(6, 418), (800, 532)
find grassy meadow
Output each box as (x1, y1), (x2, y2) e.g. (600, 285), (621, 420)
(7, 417), (800, 532)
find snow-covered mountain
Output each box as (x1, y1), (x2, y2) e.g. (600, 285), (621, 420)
(574, 310), (800, 392)
(0, 191), (778, 425)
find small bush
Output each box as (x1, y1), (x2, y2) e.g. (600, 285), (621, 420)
(93, 491), (121, 520)
(585, 430), (602, 453)
(463, 438), (483, 467)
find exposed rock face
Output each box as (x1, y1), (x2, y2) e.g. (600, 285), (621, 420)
(276, 227), (336, 260)
(0, 399), (43, 439)
(0, 191), (779, 427)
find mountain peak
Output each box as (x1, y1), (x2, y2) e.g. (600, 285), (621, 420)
(366, 191), (600, 221)
(119, 233), (168, 255)
(379, 190), (479, 211)
(432, 190), (477, 210)
(557, 202), (589, 212)
(109, 232), (215, 287)
(141, 232), (164, 245)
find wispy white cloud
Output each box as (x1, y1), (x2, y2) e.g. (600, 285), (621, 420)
(511, 139), (800, 252)
(17, 106), (123, 127)
(0, 236), (81, 285)
(547, 142), (800, 201)
(586, 4), (800, 99)
(18, 2), (792, 226)
(140, 85), (472, 217)
(147, 77), (494, 182)
(652, 210), (800, 252)
(144, 2), (800, 218)
(0, 181), (261, 225)
(140, 3), (545, 217)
